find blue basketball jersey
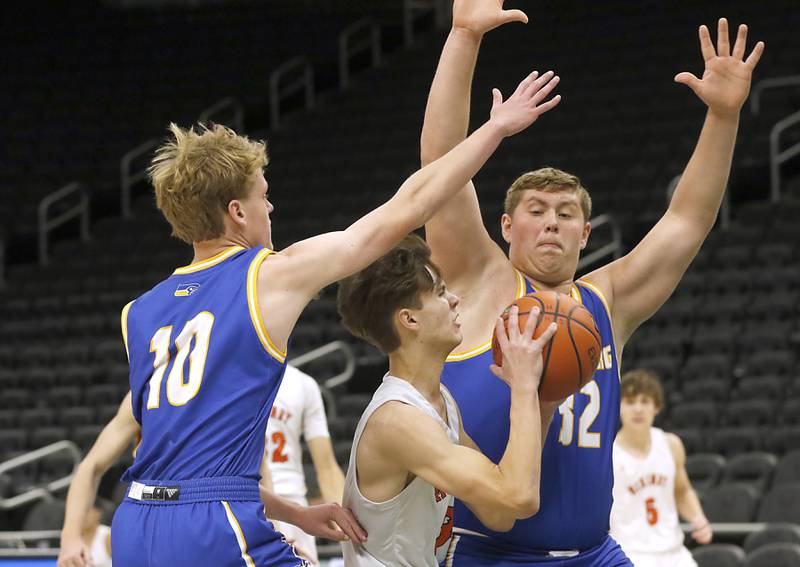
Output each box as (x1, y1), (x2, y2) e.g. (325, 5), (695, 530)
(121, 245), (287, 482)
(441, 271), (621, 552)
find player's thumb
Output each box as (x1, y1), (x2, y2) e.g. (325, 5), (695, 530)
(502, 9), (528, 25)
(491, 88), (503, 109)
(674, 72), (700, 91)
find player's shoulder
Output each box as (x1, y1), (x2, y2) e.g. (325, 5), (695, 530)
(662, 430), (686, 458)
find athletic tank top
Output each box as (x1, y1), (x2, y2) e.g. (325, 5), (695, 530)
(341, 375), (460, 566)
(611, 428), (683, 553)
(89, 525), (112, 567)
(441, 272), (621, 551)
(121, 246), (287, 482)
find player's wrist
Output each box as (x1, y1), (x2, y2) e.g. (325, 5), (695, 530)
(450, 25), (485, 43)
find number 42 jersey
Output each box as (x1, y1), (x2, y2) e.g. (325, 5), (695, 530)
(121, 246), (287, 483)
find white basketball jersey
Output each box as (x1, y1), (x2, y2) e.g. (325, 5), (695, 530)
(611, 428), (684, 554)
(266, 365), (331, 499)
(342, 375), (460, 567)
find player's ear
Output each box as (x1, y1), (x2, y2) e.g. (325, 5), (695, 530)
(579, 220), (591, 250)
(501, 213), (513, 243)
(396, 308), (419, 332)
(227, 199), (246, 224)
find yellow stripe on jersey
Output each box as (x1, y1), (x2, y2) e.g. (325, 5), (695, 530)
(221, 501), (257, 567)
(247, 248), (286, 363)
(173, 246), (244, 275)
(575, 279), (611, 320)
(121, 301), (134, 361)
(445, 268), (527, 362)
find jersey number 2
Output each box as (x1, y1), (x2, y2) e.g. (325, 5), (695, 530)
(557, 381), (601, 448)
(147, 312), (215, 409)
(270, 431), (289, 463)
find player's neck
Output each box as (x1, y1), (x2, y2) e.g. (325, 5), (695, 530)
(388, 347), (446, 410)
(520, 271), (574, 296)
(618, 426), (652, 455)
(191, 235), (250, 264)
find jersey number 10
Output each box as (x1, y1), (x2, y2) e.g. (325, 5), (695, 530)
(146, 312), (215, 409)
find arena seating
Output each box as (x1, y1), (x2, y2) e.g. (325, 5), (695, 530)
(1, 0), (798, 550)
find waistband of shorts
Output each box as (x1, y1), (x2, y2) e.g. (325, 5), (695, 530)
(453, 528), (583, 557)
(125, 476), (261, 505)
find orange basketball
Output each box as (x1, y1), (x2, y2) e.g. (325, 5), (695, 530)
(491, 291), (602, 401)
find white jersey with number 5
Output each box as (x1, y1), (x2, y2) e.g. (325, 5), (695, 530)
(265, 365), (331, 499)
(611, 427), (684, 554)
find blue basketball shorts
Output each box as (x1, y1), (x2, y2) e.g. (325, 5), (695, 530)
(443, 533), (633, 566)
(111, 477), (308, 567)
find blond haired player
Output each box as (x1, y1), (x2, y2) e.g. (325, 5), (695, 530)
(336, 235), (558, 566)
(421, 1), (763, 564)
(264, 365), (346, 565)
(611, 369), (712, 567)
(109, 64), (560, 567)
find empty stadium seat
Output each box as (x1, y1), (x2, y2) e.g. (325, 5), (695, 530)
(682, 378), (730, 401)
(736, 375), (787, 401)
(671, 402), (718, 429)
(692, 543), (745, 567)
(686, 453), (726, 496)
(743, 542), (800, 567)
(757, 483), (800, 523)
(743, 523), (800, 554)
(709, 427), (762, 457)
(725, 400), (776, 428)
(721, 452), (777, 495)
(764, 427), (800, 455)
(774, 450), (800, 485)
(672, 428), (706, 455)
(704, 483), (759, 522)
(683, 354), (732, 381)
(22, 499), (66, 531)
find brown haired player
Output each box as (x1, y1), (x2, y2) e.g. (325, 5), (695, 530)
(105, 66), (561, 567)
(421, 1), (763, 564)
(337, 235), (557, 566)
(611, 370), (711, 567)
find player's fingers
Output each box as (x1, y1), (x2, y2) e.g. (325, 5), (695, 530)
(745, 40), (765, 69)
(531, 75), (560, 106)
(731, 23), (747, 59)
(674, 72), (700, 91)
(489, 364), (509, 382)
(533, 322), (558, 349)
(502, 9), (528, 25)
(507, 305), (520, 340)
(491, 88), (503, 110)
(495, 316), (511, 354)
(716, 18), (730, 56)
(317, 522), (348, 541)
(513, 70), (539, 98)
(536, 94), (562, 115)
(523, 70), (554, 98)
(337, 507), (368, 542)
(698, 24), (715, 62)
(522, 306), (540, 341)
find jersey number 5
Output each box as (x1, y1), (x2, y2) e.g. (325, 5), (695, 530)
(147, 312), (215, 409)
(557, 381), (601, 448)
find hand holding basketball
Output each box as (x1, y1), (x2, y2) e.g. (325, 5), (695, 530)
(490, 305), (558, 393)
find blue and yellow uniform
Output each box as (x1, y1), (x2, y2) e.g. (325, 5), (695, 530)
(442, 272), (631, 566)
(112, 246), (307, 567)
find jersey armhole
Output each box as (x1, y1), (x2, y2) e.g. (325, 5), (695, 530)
(120, 301), (134, 361)
(246, 248), (287, 363)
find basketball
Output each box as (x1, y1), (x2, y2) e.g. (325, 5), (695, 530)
(492, 291), (602, 401)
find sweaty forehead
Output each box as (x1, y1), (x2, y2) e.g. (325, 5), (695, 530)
(521, 190), (580, 208)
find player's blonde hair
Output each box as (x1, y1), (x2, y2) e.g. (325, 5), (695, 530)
(148, 123), (268, 243)
(504, 167), (592, 220)
(620, 369), (665, 410)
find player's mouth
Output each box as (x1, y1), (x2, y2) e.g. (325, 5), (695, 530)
(538, 241), (562, 250)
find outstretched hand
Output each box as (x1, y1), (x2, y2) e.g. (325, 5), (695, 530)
(490, 70), (561, 138)
(452, 0), (528, 37)
(675, 18), (764, 117)
(294, 502), (367, 544)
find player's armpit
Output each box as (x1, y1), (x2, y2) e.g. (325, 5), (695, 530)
(367, 402), (534, 530)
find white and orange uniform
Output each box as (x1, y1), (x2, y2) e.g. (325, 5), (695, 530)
(266, 365), (332, 564)
(342, 375), (459, 566)
(611, 427), (697, 567)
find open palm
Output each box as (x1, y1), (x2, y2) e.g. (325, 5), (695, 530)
(675, 18), (765, 116)
(452, 0), (528, 36)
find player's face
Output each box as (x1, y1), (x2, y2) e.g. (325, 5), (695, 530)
(240, 171), (274, 248)
(620, 394), (659, 430)
(502, 190), (590, 284)
(415, 276), (462, 352)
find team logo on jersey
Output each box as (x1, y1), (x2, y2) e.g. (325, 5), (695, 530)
(174, 282), (202, 297)
(434, 488), (447, 502)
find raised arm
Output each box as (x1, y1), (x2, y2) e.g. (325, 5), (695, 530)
(587, 19), (764, 344)
(58, 393), (139, 567)
(422, 1), (560, 287)
(366, 310), (556, 532)
(261, 71), (554, 349)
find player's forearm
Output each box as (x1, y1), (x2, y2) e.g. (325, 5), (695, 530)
(60, 461), (102, 543)
(259, 483), (303, 525)
(495, 386), (542, 517)
(676, 486), (706, 524)
(318, 466), (345, 505)
(420, 28), (481, 166)
(668, 110), (739, 232)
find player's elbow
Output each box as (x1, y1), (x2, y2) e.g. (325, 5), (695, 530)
(481, 511), (516, 533)
(510, 490), (540, 519)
